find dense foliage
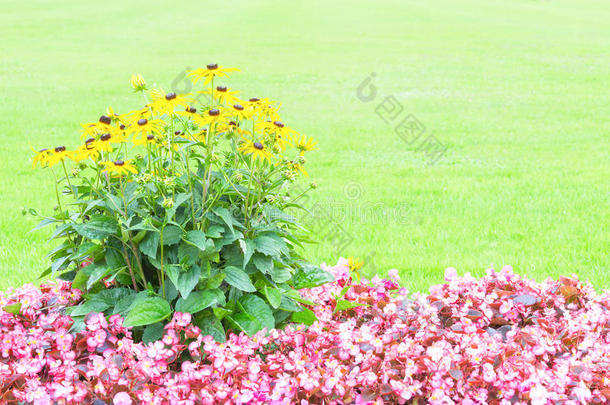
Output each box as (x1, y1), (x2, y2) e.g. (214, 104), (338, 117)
(29, 66), (332, 340)
(1, 260), (609, 404)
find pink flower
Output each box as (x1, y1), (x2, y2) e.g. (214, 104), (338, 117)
(113, 392), (133, 405)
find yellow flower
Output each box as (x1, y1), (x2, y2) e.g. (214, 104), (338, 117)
(31, 147), (53, 168)
(287, 160), (308, 176)
(130, 74), (147, 92)
(199, 86), (241, 105)
(193, 107), (229, 127)
(248, 97), (281, 121)
(228, 103), (253, 121)
(75, 138), (100, 161)
(101, 160), (138, 177)
(126, 117), (165, 137)
(256, 120), (297, 144)
(80, 115), (120, 139)
(348, 257), (364, 272)
(46, 146), (74, 167)
(187, 64), (239, 86)
(95, 133), (115, 153)
(150, 91), (191, 115)
(132, 134), (158, 147)
(176, 105), (200, 120)
(295, 135), (318, 155)
(238, 139), (273, 163)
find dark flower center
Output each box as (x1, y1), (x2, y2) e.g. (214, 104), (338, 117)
(216, 86), (227, 92)
(100, 133), (111, 141)
(186, 106), (197, 113)
(114, 160), (125, 166)
(207, 63), (218, 70)
(165, 92), (177, 100)
(228, 121), (237, 126)
(119, 124), (126, 130)
(54, 146), (66, 153)
(137, 118), (148, 126)
(273, 121), (284, 128)
(85, 138), (95, 144)
(253, 142), (264, 150)
(249, 97), (260, 102)
(99, 115), (111, 125)
(208, 109), (220, 116)
(233, 104), (244, 111)
(147, 135), (155, 141)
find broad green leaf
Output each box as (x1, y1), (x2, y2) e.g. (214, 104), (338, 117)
(212, 307), (232, 320)
(123, 297), (172, 327)
(195, 312), (226, 342)
(184, 230), (209, 251)
(86, 265), (112, 290)
(226, 312), (261, 336)
(252, 255), (273, 274)
(32, 217), (58, 232)
(334, 299), (365, 313)
(70, 299), (111, 316)
(239, 239), (256, 269)
(254, 233), (288, 257)
(142, 322), (165, 343)
(270, 267), (292, 283)
(73, 215), (119, 240)
(175, 289), (225, 314)
(166, 265), (200, 299)
(224, 266), (256, 292)
(213, 207), (235, 234)
(206, 225), (224, 239)
(140, 231), (160, 259)
(293, 265), (335, 289)
(2, 303), (22, 315)
(264, 286), (282, 309)
(162, 225), (182, 245)
(291, 308), (317, 326)
(207, 271), (225, 289)
(278, 296), (301, 312)
(240, 294), (275, 332)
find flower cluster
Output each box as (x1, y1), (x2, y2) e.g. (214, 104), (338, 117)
(1, 260), (609, 404)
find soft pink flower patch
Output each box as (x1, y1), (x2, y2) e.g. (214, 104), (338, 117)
(1, 263), (609, 404)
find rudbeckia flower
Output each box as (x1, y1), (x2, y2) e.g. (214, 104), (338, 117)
(229, 103), (253, 121)
(187, 64), (239, 86)
(130, 74), (147, 92)
(95, 133), (115, 153)
(81, 115), (120, 139)
(31, 147), (53, 168)
(150, 92), (191, 115)
(248, 97), (281, 121)
(46, 146), (74, 167)
(101, 160), (138, 177)
(176, 106), (200, 120)
(74, 138), (100, 161)
(256, 120), (298, 145)
(193, 107), (228, 127)
(238, 140), (273, 163)
(295, 135), (318, 155)
(199, 86), (242, 106)
(132, 134), (158, 147)
(126, 117), (165, 137)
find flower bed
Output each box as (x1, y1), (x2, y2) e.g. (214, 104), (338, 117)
(1, 259), (609, 404)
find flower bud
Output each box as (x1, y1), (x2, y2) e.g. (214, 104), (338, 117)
(310, 181), (318, 189)
(130, 74), (147, 92)
(162, 197), (174, 209)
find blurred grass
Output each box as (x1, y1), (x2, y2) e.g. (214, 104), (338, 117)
(0, 0), (608, 292)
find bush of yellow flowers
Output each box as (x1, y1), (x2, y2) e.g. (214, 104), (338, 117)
(31, 65), (332, 342)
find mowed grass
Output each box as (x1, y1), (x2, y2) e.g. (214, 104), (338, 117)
(0, 0), (608, 292)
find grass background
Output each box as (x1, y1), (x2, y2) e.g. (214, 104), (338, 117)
(0, 0), (608, 292)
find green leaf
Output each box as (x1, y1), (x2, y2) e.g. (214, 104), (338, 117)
(86, 264), (112, 290)
(166, 265), (201, 299)
(140, 231), (160, 259)
(291, 308), (317, 326)
(207, 271), (225, 289)
(224, 266), (256, 292)
(123, 297), (172, 327)
(239, 239), (256, 269)
(334, 299), (365, 313)
(264, 286), (282, 309)
(226, 312), (261, 336)
(240, 294), (275, 332)
(162, 225), (182, 245)
(142, 322), (165, 343)
(194, 312), (226, 342)
(206, 225), (224, 239)
(73, 215), (119, 240)
(213, 207), (235, 234)
(184, 230), (209, 251)
(32, 217), (58, 232)
(270, 267), (292, 283)
(70, 299), (111, 316)
(254, 233), (288, 257)
(252, 255), (273, 274)
(278, 296), (301, 312)
(175, 289), (225, 314)
(212, 307), (232, 320)
(293, 265), (335, 289)
(2, 303), (22, 315)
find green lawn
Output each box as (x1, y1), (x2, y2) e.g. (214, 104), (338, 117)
(1, 0), (608, 292)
